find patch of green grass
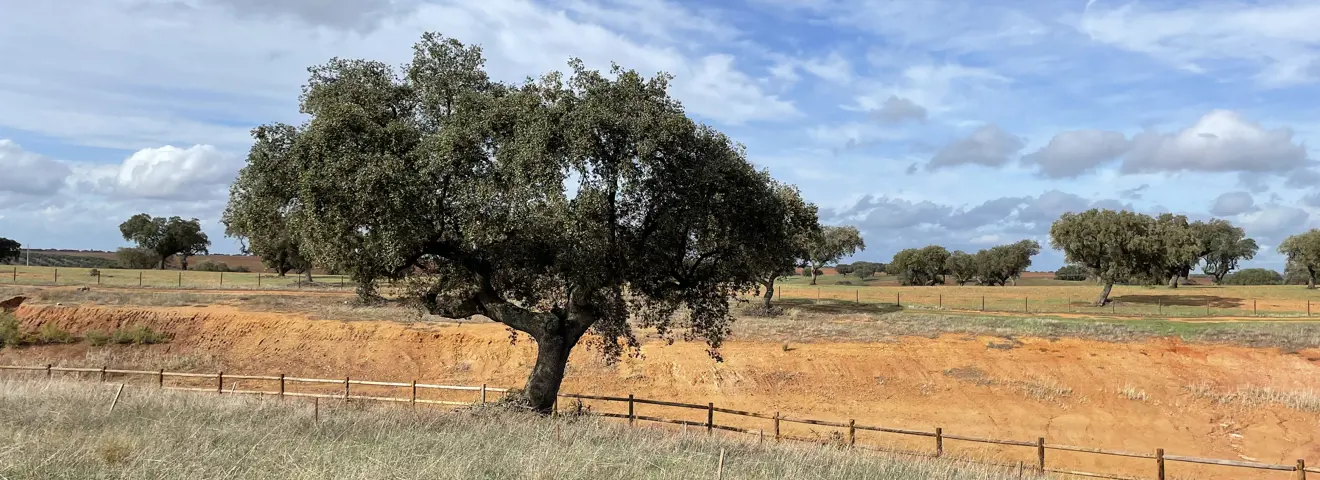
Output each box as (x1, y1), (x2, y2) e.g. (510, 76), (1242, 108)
(108, 326), (168, 345)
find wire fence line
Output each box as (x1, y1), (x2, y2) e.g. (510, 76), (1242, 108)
(0, 364), (1311, 480)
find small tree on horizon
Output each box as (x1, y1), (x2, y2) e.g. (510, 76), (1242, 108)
(1194, 219), (1258, 284)
(1279, 230), (1320, 289)
(118, 214), (210, 270)
(0, 238), (19, 264)
(804, 225), (865, 286)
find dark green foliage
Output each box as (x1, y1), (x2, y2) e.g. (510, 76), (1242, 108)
(84, 326), (168, 346)
(944, 251), (977, 285)
(1194, 219), (1258, 283)
(1054, 265), (1088, 281)
(1221, 268), (1283, 285)
(84, 330), (110, 347)
(0, 238), (19, 263)
(887, 245), (950, 286)
(851, 261), (883, 279)
(193, 260), (246, 273)
(30, 323), (76, 345)
(834, 263), (854, 275)
(114, 248), (159, 269)
(1050, 209), (1198, 305)
(1285, 260), (1312, 286)
(119, 214), (211, 270)
(224, 32), (807, 412)
(1279, 230), (1320, 289)
(972, 240), (1040, 286)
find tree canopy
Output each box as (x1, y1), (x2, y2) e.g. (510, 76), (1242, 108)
(749, 180), (821, 310)
(223, 124), (314, 280)
(118, 214), (210, 270)
(1194, 219), (1258, 284)
(804, 225), (865, 285)
(224, 33), (806, 412)
(0, 238), (19, 264)
(1050, 209), (1206, 304)
(886, 245), (950, 286)
(972, 240), (1040, 286)
(1279, 230), (1320, 289)
(944, 251), (977, 286)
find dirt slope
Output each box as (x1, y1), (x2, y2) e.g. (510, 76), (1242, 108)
(4, 304), (1318, 479)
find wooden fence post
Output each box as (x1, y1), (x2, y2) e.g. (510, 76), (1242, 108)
(1036, 437), (1045, 472)
(981, 296), (985, 311)
(897, 292), (901, 307)
(219, 272), (223, 286)
(158, 369), (164, 388)
(217, 372), (223, 394)
(45, 364), (52, 380)
(938, 294), (942, 308)
(935, 427), (943, 457)
(628, 394), (635, 425)
(314, 397), (319, 424)
(54, 268), (58, 284)
(706, 402), (714, 435)
(258, 273), (262, 287)
(1158, 299), (1162, 314)
(411, 380), (417, 406)
(481, 384), (488, 404)
(344, 376), (350, 401)
(99, 366), (107, 382)
(1024, 297), (1028, 313)
(11, 267), (15, 282)
(848, 419), (856, 447)
(773, 412), (781, 442)
(139, 272), (143, 287)
(279, 374), (285, 398)
(1206, 298), (1210, 316)
(855, 290), (859, 304)
(1297, 459), (1306, 480)
(1156, 448), (1165, 480)
(1308, 301), (1311, 317)
(178, 272), (181, 287)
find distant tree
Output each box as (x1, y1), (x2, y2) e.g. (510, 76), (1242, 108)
(1149, 214), (1201, 289)
(1279, 230), (1320, 289)
(1050, 209), (1162, 305)
(887, 245), (950, 286)
(1193, 219), (1258, 284)
(1285, 260), (1313, 286)
(851, 261), (883, 279)
(1221, 268), (1283, 285)
(0, 238), (19, 264)
(115, 247), (159, 269)
(1054, 265), (1088, 281)
(119, 214), (211, 270)
(945, 251), (977, 286)
(805, 225), (865, 286)
(834, 263), (854, 275)
(223, 33), (805, 412)
(974, 240), (1041, 286)
(748, 180), (821, 309)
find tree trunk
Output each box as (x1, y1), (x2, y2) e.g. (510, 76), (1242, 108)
(761, 278), (775, 309)
(1309, 268), (1317, 290)
(159, 257), (167, 270)
(809, 267), (818, 286)
(305, 269), (313, 283)
(180, 256), (189, 271)
(523, 332), (576, 414)
(1167, 275), (1179, 289)
(1095, 282), (1114, 306)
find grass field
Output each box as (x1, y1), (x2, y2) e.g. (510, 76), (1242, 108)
(0, 378), (1031, 479)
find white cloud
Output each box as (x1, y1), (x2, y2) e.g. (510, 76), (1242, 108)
(1208, 191), (1257, 216)
(1020, 130), (1129, 178)
(1079, 1), (1320, 86)
(0, 140), (71, 196)
(1238, 205), (1311, 238)
(72, 145), (241, 201)
(1123, 110), (1310, 174)
(927, 124), (1025, 171)
(869, 95), (927, 124)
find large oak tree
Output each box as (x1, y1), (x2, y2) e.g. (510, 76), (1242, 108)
(225, 33), (803, 412)
(803, 226), (865, 285)
(1279, 230), (1320, 289)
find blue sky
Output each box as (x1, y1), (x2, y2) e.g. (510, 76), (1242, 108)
(1, 0), (1318, 271)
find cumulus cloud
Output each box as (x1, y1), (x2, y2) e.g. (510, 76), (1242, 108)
(1122, 110), (1310, 174)
(73, 145), (241, 201)
(926, 124), (1025, 171)
(199, 0), (417, 32)
(1208, 191), (1257, 216)
(869, 95), (927, 124)
(0, 140), (71, 196)
(1020, 129), (1129, 178)
(1238, 205), (1310, 239)
(832, 195), (952, 229)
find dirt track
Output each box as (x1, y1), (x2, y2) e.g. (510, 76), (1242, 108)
(3, 303), (1319, 479)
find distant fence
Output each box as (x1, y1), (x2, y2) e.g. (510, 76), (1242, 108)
(1, 364), (1312, 479)
(0, 265), (355, 290)
(767, 285), (1320, 319)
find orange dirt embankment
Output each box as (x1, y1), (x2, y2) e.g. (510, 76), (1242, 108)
(6, 304), (1320, 479)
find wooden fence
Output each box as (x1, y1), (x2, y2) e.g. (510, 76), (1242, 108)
(0, 364), (1312, 480)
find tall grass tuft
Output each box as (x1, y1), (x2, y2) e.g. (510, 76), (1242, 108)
(0, 378), (1035, 479)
